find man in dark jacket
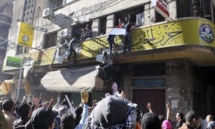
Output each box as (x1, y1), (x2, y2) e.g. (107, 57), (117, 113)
(67, 37), (77, 62)
(83, 95), (141, 128)
(123, 20), (133, 53)
(141, 112), (161, 129)
(25, 99), (56, 129)
(13, 102), (32, 129)
(107, 34), (115, 54)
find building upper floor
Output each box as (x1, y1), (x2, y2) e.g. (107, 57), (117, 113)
(2, 0), (215, 72)
(0, 0), (13, 26)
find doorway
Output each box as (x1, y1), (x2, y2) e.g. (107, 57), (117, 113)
(133, 89), (165, 116)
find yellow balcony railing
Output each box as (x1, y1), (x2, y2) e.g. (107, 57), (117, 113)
(3, 18), (215, 70)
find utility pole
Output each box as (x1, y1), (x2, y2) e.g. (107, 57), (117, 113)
(16, 46), (25, 100)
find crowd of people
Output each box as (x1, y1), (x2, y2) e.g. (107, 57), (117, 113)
(0, 89), (215, 129)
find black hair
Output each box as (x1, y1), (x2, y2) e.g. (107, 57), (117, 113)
(31, 107), (55, 129)
(141, 112), (161, 129)
(178, 112), (184, 119)
(185, 110), (200, 123)
(18, 102), (31, 119)
(2, 98), (14, 111)
(74, 106), (83, 127)
(62, 114), (75, 129)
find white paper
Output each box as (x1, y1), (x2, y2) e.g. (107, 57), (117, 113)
(171, 99), (179, 109)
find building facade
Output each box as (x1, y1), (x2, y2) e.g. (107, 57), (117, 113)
(0, 0), (13, 97)
(2, 0), (215, 120)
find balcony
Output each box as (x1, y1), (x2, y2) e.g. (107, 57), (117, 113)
(0, 13), (12, 27)
(3, 18), (215, 72)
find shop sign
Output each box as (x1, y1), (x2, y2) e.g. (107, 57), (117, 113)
(6, 56), (21, 67)
(151, 0), (169, 18)
(17, 22), (34, 48)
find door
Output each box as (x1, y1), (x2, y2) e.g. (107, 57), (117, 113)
(133, 89), (165, 116)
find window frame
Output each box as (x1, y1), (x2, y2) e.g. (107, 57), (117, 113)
(43, 31), (58, 49)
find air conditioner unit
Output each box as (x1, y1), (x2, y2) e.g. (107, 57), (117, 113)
(42, 8), (53, 19)
(59, 28), (71, 38)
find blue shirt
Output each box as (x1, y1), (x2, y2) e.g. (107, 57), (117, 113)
(75, 104), (89, 129)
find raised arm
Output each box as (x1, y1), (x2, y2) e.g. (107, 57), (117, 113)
(75, 90), (89, 129)
(166, 102), (171, 120)
(147, 102), (153, 113)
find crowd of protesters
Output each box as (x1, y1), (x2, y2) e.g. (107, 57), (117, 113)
(0, 87), (215, 129)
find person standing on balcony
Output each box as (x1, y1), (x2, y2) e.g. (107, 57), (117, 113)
(116, 18), (123, 28)
(123, 20), (134, 53)
(107, 34), (116, 54)
(67, 37), (77, 63)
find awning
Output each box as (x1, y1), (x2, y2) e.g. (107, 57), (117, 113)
(40, 65), (104, 92)
(0, 79), (14, 95)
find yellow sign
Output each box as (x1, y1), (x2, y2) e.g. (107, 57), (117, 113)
(17, 22), (34, 48)
(131, 19), (215, 51)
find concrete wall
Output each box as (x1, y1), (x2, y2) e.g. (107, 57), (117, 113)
(22, 0), (152, 52)
(7, 0), (178, 55)
(121, 58), (194, 121)
(7, 0), (26, 56)
(206, 84), (215, 115)
(165, 59), (193, 120)
(0, 0), (13, 84)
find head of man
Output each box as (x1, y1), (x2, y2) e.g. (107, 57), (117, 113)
(61, 114), (76, 129)
(18, 102), (32, 120)
(2, 98), (14, 112)
(185, 111), (201, 128)
(141, 112), (161, 129)
(206, 115), (214, 123)
(176, 112), (184, 121)
(30, 107), (56, 129)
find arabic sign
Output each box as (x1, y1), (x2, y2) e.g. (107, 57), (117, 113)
(151, 0), (169, 18)
(17, 22), (34, 48)
(6, 56), (21, 67)
(131, 19), (215, 51)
